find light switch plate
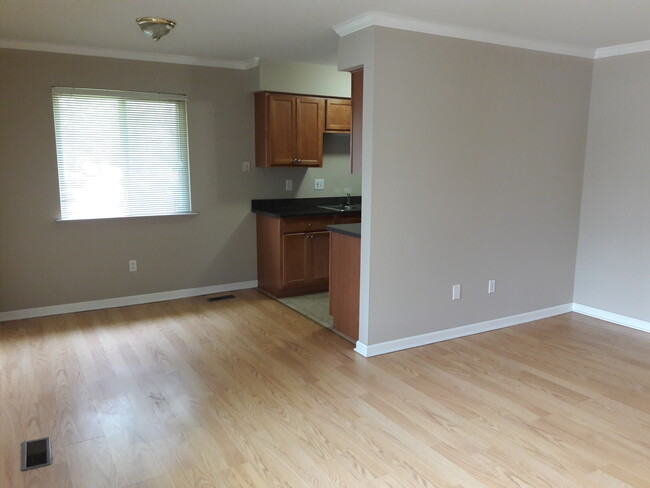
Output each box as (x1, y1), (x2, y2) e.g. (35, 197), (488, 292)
(285, 179), (293, 191)
(315, 178), (324, 190)
(452, 284), (461, 300)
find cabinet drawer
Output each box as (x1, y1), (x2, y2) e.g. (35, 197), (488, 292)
(281, 216), (333, 233)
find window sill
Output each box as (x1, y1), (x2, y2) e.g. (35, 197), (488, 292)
(56, 212), (198, 223)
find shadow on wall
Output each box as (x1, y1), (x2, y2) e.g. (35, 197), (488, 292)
(324, 133), (351, 155)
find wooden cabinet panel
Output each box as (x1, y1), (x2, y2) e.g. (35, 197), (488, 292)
(281, 233), (308, 287)
(325, 99), (351, 132)
(295, 97), (325, 167)
(268, 94), (296, 166)
(329, 231), (360, 341)
(351, 69), (363, 175)
(309, 231), (330, 283)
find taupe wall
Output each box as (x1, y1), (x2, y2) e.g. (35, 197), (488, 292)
(340, 28), (593, 345)
(0, 50), (359, 312)
(574, 53), (650, 321)
(259, 58), (351, 97)
(256, 59), (361, 198)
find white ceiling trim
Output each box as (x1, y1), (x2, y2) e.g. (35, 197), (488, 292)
(0, 38), (260, 70)
(334, 11), (597, 59)
(594, 40), (650, 59)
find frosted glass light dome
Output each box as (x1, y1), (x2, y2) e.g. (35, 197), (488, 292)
(136, 17), (176, 41)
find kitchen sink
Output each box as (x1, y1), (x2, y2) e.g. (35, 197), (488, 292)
(318, 203), (362, 212)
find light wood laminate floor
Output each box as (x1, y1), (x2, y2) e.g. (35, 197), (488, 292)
(1, 289), (650, 487)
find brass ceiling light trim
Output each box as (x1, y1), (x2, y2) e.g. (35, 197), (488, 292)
(136, 17), (176, 41)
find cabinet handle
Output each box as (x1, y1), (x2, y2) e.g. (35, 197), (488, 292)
(297, 159), (302, 164)
(307, 223), (312, 227)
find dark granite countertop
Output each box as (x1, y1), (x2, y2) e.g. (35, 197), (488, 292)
(327, 223), (361, 238)
(251, 196), (361, 218)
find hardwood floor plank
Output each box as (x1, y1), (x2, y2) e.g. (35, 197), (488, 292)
(2, 291), (650, 487)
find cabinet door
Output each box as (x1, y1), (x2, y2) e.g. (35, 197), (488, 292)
(308, 231), (330, 283)
(295, 96), (324, 167)
(269, 94), (296, 166)
(281, 233), (308, 288)
(325, 99), (351, 132)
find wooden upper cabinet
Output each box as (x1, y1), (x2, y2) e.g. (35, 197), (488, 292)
(255, 91), (325, 167)
(351, 69), (363, 175)
(295, 96), (324, 167)
(325, 99), (351, 132)
(267, 94), (295, 166)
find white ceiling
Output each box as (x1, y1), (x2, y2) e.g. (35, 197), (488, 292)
(2, 0), (650, 66)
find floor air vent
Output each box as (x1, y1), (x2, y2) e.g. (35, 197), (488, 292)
(21, 438), (52, 471)
(207, 294), (236, 302)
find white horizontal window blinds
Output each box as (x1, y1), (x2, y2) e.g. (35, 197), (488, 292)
(52, 87), (191, 220)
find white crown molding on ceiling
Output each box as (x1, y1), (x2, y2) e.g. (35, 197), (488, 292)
(593, 39), (650, 59)
(0, 38), (259, 70)
(334, 11), (650, 61)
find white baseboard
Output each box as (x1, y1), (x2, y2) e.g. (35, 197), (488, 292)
(354, 303), (573, 357)
(0, 280), (258, 322)
(572, 303), (650, 334)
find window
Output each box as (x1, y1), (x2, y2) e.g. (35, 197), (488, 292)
(51, 87), (191, 220)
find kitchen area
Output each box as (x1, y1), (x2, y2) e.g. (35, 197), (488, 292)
(251, 63), (363, 342)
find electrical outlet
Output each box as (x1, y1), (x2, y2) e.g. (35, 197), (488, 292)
(129, 260), (137, 272)
(488, 279), (496, 294)
(314, 178), (324, 190)
(285, 179), (293, 191)
(452, 284), (461, 300)
(242, 161), (251, 172)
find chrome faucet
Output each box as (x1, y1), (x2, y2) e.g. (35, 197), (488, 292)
(345, 193), (351, 205)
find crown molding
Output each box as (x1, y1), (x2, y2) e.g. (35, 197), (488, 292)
(334, 11), (596, 59)
(594, 39), (650, 59)
(0, 38), (259, 70)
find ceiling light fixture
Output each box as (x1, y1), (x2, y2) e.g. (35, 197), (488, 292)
(136, 17), (176, 41)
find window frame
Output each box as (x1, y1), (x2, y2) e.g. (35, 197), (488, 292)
(51, 87), (193, 222)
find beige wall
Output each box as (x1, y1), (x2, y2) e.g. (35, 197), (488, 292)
(340, 28), (593, 345)
(574, 53), (650, 321)
(256, 59), (361, 198)
(259, 58), (351, 97)
(0, 49), (358, 313)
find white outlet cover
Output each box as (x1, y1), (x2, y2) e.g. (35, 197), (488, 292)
(488, 280), (496, 293)
(285, 179), (293, 191)
(242, 161), (251, 172)
(315, 178), (325, 190)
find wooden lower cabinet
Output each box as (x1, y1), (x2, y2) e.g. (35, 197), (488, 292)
(256, 214), (360, 298)
(329, 231), (360, 341)
(281, 231), (329, 288)
(308, 231), (330, 282)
